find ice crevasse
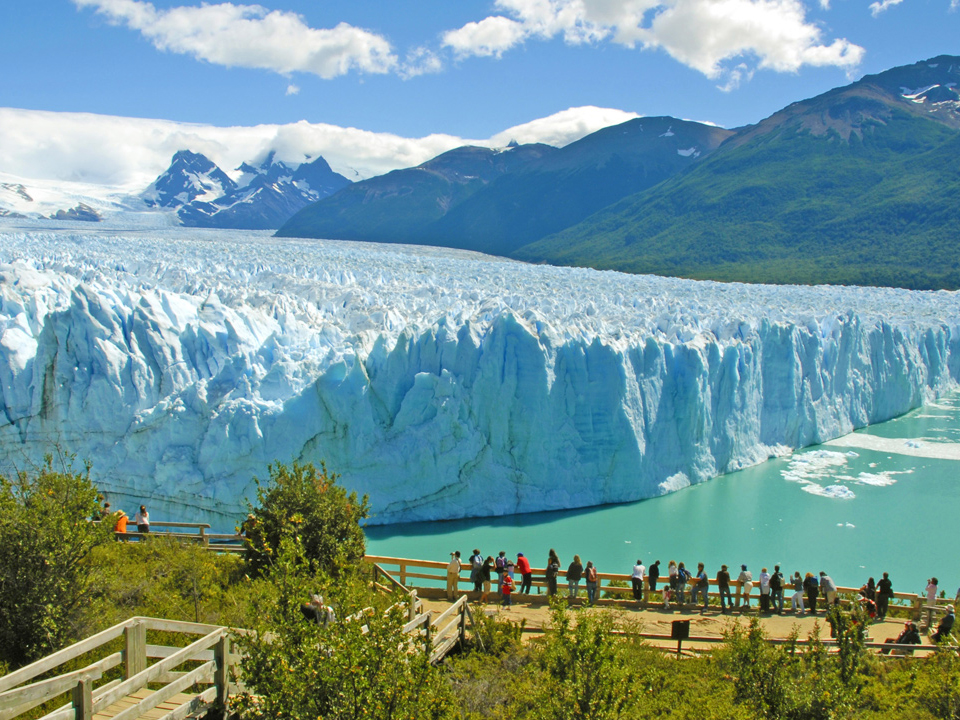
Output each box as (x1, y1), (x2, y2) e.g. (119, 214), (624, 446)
(0, 229), (958, 526)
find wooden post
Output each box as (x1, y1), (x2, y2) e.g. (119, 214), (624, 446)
(73, 676), (93, 720)
(124, 620), (147, 679)
(200, 525), (208, 548)
(214, 632), (230, 707)
(424, 614), (432, 652)
(408, 590), (418, 621)
(459, 599), (467, 646)
(400, 561), (407, 587)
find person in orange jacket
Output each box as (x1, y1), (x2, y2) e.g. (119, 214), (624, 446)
(113, 510), (129, 541)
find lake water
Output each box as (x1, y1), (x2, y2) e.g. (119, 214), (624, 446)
(367, 393), (960, 597)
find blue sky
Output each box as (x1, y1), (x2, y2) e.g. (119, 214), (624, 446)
(1, 0), (958, 185)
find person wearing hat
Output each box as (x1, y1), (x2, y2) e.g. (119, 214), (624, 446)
(717, 564), (732, 613)
(446, 551), (461, 600)
(113, 510), (128, 540)
(516, 552), (532, 595)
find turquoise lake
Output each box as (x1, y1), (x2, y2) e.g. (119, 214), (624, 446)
(367, 393), (960, 597)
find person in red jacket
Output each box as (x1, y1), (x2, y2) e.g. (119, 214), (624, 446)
(516, 553), (533, 595)
(501, 573), (515, 607)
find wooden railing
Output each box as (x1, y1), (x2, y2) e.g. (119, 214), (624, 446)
(363, 555), (936, 618)
(0, 617), (239, 720)
(114, 522), (244, 552)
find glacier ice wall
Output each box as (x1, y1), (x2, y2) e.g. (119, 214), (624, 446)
(1, 226), (958, 527)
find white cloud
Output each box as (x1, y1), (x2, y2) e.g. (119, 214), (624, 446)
(73, 0), (397, 78)
(443, 15), (529, 57)
(0, 106), (638, 190)
(868, 0), (903, 14)
(442, 0), (863, 86)
(285, 84), (300, 96)
(400, 47), (444, 78)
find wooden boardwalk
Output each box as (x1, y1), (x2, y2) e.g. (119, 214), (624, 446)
(92, 688), (206, 720)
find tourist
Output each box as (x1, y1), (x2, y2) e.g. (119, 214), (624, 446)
(926, 577), (939, 606)
(791, 572), (805, 614)
(770, 565), (784, 614)
(99, 501), (112, 520)
(692, 563), (709, 612)
(113, 510), (129, 541)
(676, 562), (690, 606)
(820, 572), (838, 607)
(717, 565), (732, 613)
(876, 572), (894, 620)
(446, 551), (462, 600)
(803, 572), (819, 614)
(648, 560), (660, 603)
(567, 555), (584, 599)
(759, 567), (771, 612)
(585, 561), (599, 604)
(932, 606), (955, 644)
(470, 549), (483, 592)
(631, 559), (645, 603)
(545, 552), (560, 596)
(134, 504), (150, 534)
(860, 577), (877, 603)
(300, 594), (335, 626)
(480, 556), (494, 602)
(501, 572), (515, 607)
(495, 551), (508, 592)
(737, 565), (753, 610)
(667, 560), (679, 605)
(516, 552), (532, 595)
(882, 622), (921, 655)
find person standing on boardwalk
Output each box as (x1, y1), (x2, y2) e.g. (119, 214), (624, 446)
(446, 551), (462, 600)
(693, 563), (709, 612)
(500, 572), (515, 607)
(470, 549), (483, 592)
(759, 568), (771, 612)
(926, 577), (939, 606)
(480, 556), (494, 602)
(647, 560), (660, 603)
(803, 572), (819, 614)
(631, 560), (645, 603)
(791, 572), (805, 614)
(567, 555), (584, 599)
(113, 510), (129, 541)
(585, 561), (599, 604)
(876, 572), (894, 620)
(770, 566), (784, 614)
(545, 552), (560, 596)
(516, 553), (533, 595)
(717, 565), (732, 613)
(676, 562), (689, 606)
(134, 505), (150, 534)
(820, 572), (838, 607)
(737, 565), (753, 610)
(495, 551), (507, 593)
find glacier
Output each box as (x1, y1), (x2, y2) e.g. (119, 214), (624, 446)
(0, 224), (958, 528)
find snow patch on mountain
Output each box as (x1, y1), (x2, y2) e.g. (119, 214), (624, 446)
(0, 227), (958, 528)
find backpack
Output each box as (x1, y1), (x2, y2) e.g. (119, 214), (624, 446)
(495, 556), (506, 573)
(586, 566), (598, 582)
(770, 572), (782, 591)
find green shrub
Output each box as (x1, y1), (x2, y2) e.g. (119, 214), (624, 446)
(0, 456), (113, 667)
(243, 461), (368, 578)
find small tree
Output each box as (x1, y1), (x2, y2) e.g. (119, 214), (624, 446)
(243, 461), (369, 578)
(0, 456), (112, 667)
(233, 536), (453, 720)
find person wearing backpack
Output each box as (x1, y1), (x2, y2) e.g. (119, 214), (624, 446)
(770, 565), (784, 614)
(500, 572), (515, 607)
(545, 551), (560, 596)
(585, 561), (599, 604)
(495, 551), (507, 593)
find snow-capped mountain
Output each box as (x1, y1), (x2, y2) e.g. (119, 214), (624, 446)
(176, 151), (351, 230)
(141, 150), (237, 209)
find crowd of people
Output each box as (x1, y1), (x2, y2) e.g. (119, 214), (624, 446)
(101, 501), (150, 539)
(442, 549), (958, 643)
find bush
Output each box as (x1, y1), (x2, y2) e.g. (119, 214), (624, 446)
(243, 461), (368, 578)
(0, 456), (113, 667)
(233, 536), (454, 720)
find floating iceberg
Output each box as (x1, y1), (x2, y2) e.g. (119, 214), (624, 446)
(0, 227), (958, 527)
